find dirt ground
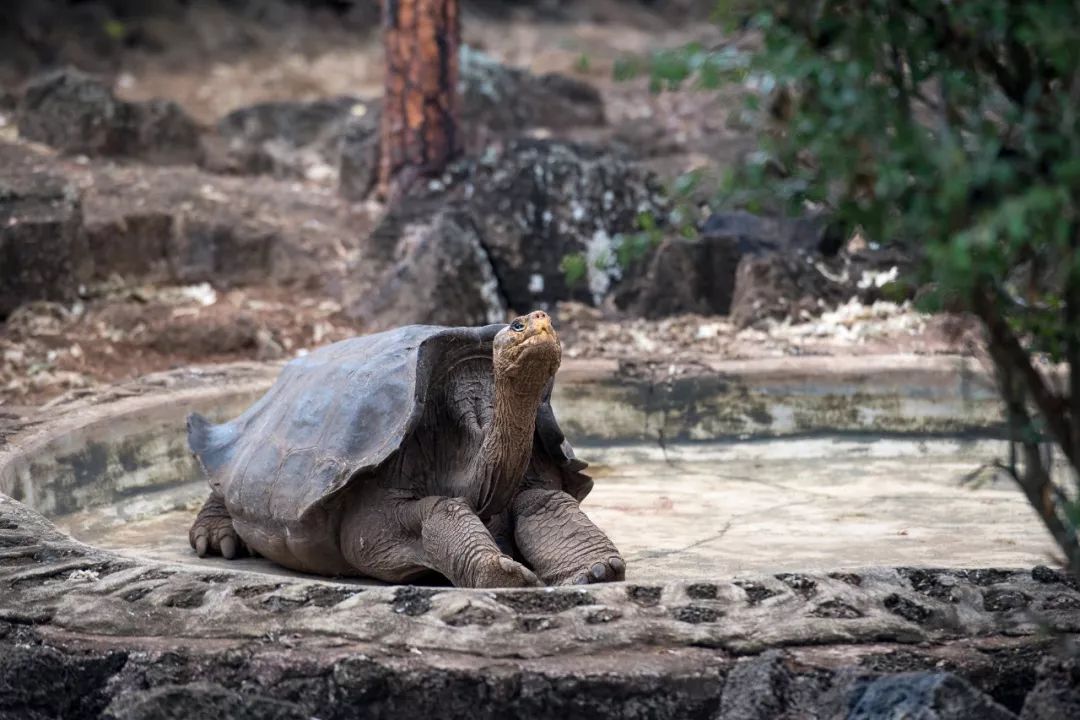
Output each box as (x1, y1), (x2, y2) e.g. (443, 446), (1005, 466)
(0, 1), (974, 410)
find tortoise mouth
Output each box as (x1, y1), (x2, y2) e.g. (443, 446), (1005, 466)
(518, 331), (558, 353)
(504, 335), (560, 377)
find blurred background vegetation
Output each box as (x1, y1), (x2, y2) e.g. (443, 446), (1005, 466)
(625, 0), (1080, 573)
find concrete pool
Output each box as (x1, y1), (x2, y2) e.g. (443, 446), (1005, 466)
(2, 355), (1076, 718)
(50, 437), (1054, 583)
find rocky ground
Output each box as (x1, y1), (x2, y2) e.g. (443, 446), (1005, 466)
(0, 0), (972, 411)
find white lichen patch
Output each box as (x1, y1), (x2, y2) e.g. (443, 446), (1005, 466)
(585, 230), (623, 305)
(857, 266), (900, 289)
(68, 569), (100, 583)
(458, 45), (504, 100)
(167, 283), (218, 307)
(468, 233), (509, 324)
(571, 201), (587, 222)
(602, 190), (615, 212)
(766, 298), (927, 343)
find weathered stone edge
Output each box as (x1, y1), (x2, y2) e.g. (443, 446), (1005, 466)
(2, 492), (1079, 661)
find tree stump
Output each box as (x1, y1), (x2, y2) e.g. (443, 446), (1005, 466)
(378, 0), (461, 199)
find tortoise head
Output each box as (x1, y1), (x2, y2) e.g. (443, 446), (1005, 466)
(492, 310), (562, 387)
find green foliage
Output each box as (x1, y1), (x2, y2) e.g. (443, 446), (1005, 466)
(614, 42), (750, 91)
(725, 1), (1080, 355)
(560, 253), (588, 289)
(627, 0), (1080, 572)
(102, 19), (127, 41)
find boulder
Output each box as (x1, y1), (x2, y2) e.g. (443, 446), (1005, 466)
(833, 672), (1018, 720)
(103, 682), (309, 720)
(612, 235), (740, 318)
(17, 67), (202, 165)
(336, 103), (381, 200)
(0, 143), (89, 318)
(346, 201), (507, 331)
(613, 211), (838, 319)
(457, 45), (605, 147)
(83, 211), (175, 283)
(0, 644), (126, 720)
(212, 95), (367, 180)
(716, 650), (833, 719)
(700, 210), (832, 256)
(462, 140), (665, 311)
(167, 216), (281, 286)
(145, 312), (262, 357)
(729, 249), (834, 328)
(125, 98), (204, 165)
(17, 67), (120, 156)
(78, 162), (344, 290)
(345, 140), (661, 328)
(1020, 657), (1080, 720)
(729, 243), (915, 328)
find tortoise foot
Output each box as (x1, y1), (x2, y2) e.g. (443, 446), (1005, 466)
(472, 553), (542, 588)
(564, 555), (626, 586)
(189, 494), (247, 560)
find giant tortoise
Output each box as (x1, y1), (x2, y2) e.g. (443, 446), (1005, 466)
(187, 310), (624, 587)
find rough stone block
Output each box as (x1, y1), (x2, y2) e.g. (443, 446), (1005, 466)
(0, 144), (88, 317)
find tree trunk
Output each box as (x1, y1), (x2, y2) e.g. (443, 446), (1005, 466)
(378, 0), (461, 199)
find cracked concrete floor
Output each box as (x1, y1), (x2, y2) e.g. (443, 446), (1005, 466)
(53, 436), (1060, 584)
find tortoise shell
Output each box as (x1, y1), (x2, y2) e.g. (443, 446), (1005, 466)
(187, 324), (589, 524)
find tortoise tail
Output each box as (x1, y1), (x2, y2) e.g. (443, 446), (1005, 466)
(187, 412), (238, 479)
(186, 412), (214, 456)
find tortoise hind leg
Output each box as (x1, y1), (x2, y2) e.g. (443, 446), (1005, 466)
(189, 493), (247, 560)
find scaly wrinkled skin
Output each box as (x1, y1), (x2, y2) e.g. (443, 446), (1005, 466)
(190, 494), (245, 560)
(189, 311), (624, 587)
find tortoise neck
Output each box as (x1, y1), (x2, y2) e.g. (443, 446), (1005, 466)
(471, 374), (548, 518)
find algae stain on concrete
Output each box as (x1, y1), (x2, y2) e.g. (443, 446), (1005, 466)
(553, 372), (1003, 443)
(24, 432), (201, 517)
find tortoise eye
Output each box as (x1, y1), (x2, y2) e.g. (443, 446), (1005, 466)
(511, 320), (525, 332)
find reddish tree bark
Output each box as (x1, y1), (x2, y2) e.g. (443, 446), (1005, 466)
(378, 0), (461, 199)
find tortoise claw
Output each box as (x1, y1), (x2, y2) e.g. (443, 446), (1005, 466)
(473, 554), (541, 588)
(561, 556), (626, 585)
(220, 535), (237, 560)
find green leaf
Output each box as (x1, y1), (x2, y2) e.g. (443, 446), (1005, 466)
(103, 19), (126, 40)
(559, 253), (588, 288)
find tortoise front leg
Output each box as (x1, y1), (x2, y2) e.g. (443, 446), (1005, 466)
(411, 497), (541, 588)
(341, 495), (541, 588)
(512, 489), (625, 585)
